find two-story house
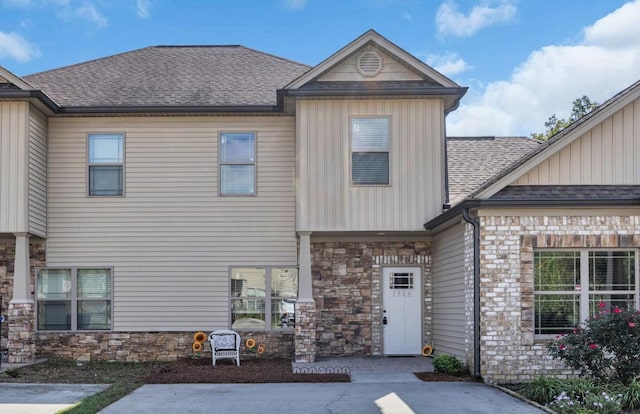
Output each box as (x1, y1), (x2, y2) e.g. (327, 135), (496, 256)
(1, 30), (639, 383)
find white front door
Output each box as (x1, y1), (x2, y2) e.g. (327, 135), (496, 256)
(383, 267), (422, 355)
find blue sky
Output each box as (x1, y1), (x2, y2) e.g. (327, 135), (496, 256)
(1, 0), (639, 136)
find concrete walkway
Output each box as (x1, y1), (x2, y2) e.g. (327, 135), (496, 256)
(0, 356), (543, 414)
(100, 356), (543, 414)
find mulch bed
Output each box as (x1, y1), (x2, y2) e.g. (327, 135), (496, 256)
(415, 372), (481, 382)
(148, 357), (350, 384)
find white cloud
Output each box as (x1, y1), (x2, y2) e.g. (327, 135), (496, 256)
(75, 1), (107, 27)
(447, 0), (640, 137)
(426, 52), (470, 76)
(0, 31), (40, 62)
(136, 0), (150, 18)
(436, 0), (517, 38)
(284, 0), (306, 10)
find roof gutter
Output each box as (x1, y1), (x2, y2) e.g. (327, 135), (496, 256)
(424, 197), (640, 230)
(0, 90), (60, 113)
(58, 105), (282, 115)
(462, 208), (481, 380)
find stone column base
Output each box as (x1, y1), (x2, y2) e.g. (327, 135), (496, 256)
(8, 302), (36, 363)
(294, 300), (316, 363)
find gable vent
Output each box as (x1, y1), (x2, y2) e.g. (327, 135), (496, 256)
(357, 51), (382, 77)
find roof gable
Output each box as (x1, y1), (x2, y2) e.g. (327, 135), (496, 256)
(0, 66), (36, 91)
(471, 79), (640, 199)
(285, 29), (459, 90)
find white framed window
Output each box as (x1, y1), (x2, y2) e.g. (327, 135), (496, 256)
(219, 132), (256, 195)
(534, 250), (638, 336)
(230, 267), (298, 331)
(36, 267), (113, 331)
(88, 133), (124, 196)
(351, 117), (390, 185)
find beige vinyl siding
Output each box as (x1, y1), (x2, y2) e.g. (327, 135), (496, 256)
(431, 221), (466, 359)
(47, 116), (297, 331)
(297, 98), (444, 231)
(317, 46), (422, 82)
(515, 97), (640, 185)
(0, 102), (29, 233)
(28, 105), (47, 237)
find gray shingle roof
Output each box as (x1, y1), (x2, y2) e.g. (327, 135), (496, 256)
(23, 46), (311, 108)
(490, 185), (640, 200)
(447, 136), (541, 205)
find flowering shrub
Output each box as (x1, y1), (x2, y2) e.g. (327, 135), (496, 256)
(547, 303), (640, 384)
(547, 390), (622, 414)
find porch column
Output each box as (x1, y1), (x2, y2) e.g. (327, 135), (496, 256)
(8, 232), (36, 363)
(295, 232), (316, 362)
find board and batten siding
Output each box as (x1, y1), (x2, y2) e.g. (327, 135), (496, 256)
(0, 101), (29, 233)
(431, 221), (466, 359)
(47, 116), (297, 331)
(297, 98), (445, 231)
(317, 46), (422, 82)
(28, 105), (47, 237)
(515, 97), (640, 185)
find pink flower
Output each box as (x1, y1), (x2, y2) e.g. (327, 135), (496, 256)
(629, 322), (636, 328)
(589, 343), (597, 349)
(598, 302), (607, 309)
(614, 307), (622, 314)
(559, 345), (566, 351)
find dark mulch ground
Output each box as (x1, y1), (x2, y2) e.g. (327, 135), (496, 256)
(0, 358), (349, 384)
(415, 372), (480, 382)
(149, 358), (350, 384)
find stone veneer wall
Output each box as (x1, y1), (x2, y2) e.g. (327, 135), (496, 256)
(311, 241), (431, 357)
(463, 223), (476, 371)
(479, 214), (640, 383)
(36, 331), (294, 361)
(0, 239), (46, 354)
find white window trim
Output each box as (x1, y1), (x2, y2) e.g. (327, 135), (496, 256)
(533, 248), (640, 338)
(218, 131), (257, 196)
(349, 116), (391, 186)
(228, 266), (298, 332)
(87, 132), (125, 197)
(35, 266), (114, 331)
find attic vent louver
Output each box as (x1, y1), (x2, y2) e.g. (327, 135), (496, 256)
(357, 51), (382, 77)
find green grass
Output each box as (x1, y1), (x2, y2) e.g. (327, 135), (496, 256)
(57, 383), (143, 414)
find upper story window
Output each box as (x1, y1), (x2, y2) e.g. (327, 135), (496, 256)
(36, 267), (113, 331)
(219, 132), (256, 196)
(534, 250), (638, 336)
(88, 133), (124, 196)
(351, 117), (390, 185)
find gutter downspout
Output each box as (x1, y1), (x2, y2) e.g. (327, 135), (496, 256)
(462, 207), (481, 379)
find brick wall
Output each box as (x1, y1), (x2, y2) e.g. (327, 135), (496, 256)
(311, 240), (430, 357)
(479, 214), (640, 383)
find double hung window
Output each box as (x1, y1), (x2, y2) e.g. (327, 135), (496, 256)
(534, 250), (638, 335)
(88, 133), (124, 196)
(36, 268), (113, 331)
(351, 117), (390, 185)
(230, 267), (298, 330)
(219, 132), (256, 195)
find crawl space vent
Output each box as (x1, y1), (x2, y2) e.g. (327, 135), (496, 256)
(357, 51), (382, 77)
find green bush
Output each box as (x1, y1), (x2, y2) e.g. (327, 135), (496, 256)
(547, 303), (640, 384)
(621, 377), (640, 412)
(520, 376), (563, 405)
(432, 354), (464, 376)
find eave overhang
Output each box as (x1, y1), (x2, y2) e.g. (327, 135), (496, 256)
(424, 198), (640, 230)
